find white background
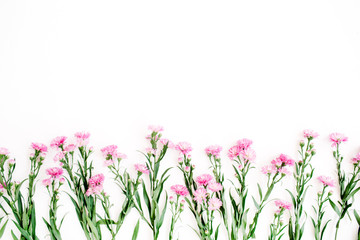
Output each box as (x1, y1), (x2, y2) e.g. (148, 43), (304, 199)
(1, 0), (360, 239)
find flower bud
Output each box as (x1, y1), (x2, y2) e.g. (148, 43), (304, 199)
(299, 140), (305, 147)
(169, 196), (174, 204)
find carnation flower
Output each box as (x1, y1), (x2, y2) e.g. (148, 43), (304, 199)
(228, 145), (241, 160)
(317, 176), (335, 187)
(274, 200), (292, 212)
(237, 138), (253, 150)
(42, 178), (52, 187)
(208, 197), (222, 211)
(148, 125), (164, 133)
(196, 174), (213, 186)
(86, 173), (105, 196)
(205, 145), (222, 158)
(271, 154), (295, 168)
(74, 132), (90, 147)
(134, 164), (150, 174)
(46, 167), (64, 179)
(171, 184), (189, 196)
(329, 133), (348, 147)
(160, 138), (175, 149)
(208, 182), (223, 192)
(54, 152), (65, 162)
(64, 144), (76, 153)
(193, 188), (207, 203)
(50, 136), (67, 149)
(261, 165), (277, 175)
(176, 142), (192, 156)
(31, 143), (48, 153)
(0, 147), (9, 156)
(352, 153), (360, 164)
(303, 129), (319, 139)
(240, 148), (256, 162)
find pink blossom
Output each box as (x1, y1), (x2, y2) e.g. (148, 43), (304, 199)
(171, 184), (189, 196)
(64, 144), (76, 153)
(0, 183), (5, 193)
(208, 182), (223, 192)
(240, 148), (256, 162)
(261, 165), (277, 175)
(303, 130), (319, 139)
(196, 174), (213, 186)
(169, 196), (174, 203)
(46, 167), (64, 179)
(271, 154), (295, 168)
(274, 200), (292, 212)
(278, 167), (291, 175)
(228, 145), (241, 160)
(148, 125), (164, 133)
(101, 145), (118, 157)
(329, 133), (348, 147)
(176, 142), (192, 156)
(31, 143), (48, 153)
(205, 145), (222, 158)
(0, 147), (9, 156)
(54, 152), (65, 162)
(317, 176), (335, 187)
(193, 188), (207, 203)
(42, 178), (52, 187)
(134, 164), (150, 174)
(50, 136), (67, 148)
(184, 166), (190, 172)
(59, 177), (65, 184)
(160, 138), (175, 149)
(237, 138), (253, 150)
(74, 132), (90, 146)
(8, 159), (15, 165)
(352, 153), (360, 164)
(208, 197), (222, 211)
(104, 159), (114, 167)
(146, 148), (156, 155)
(86, 173), (105, 196)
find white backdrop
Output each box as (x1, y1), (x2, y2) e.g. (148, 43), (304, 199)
(1, 1), (360, 239)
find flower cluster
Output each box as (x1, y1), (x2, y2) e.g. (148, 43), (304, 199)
(101, 145), (127, 167)
(262, 154), (294, 175)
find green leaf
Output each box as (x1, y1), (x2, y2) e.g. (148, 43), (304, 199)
(132, 219), (140, 240)
(11, 230), (19, 240)
(251, 196), (259, 209)
(329, 199), (341, 217)
(0, 219), (8, 238)
(257, 183), (262, 200)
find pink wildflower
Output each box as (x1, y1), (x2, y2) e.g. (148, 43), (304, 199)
(148, 125), (164, 133)
(104, 159), (114, 167)
(193, 188), (207, 203)
(271, 154), (295, 168)
(176, 142), (192, 156)
(101, 145), (118, 157)
(228, 145), (241, 160)
(0, 183), (5, 193)
(146, 148), (156, 155)
(278, 167), (291, 175)
(31, 143), (48, 153)
(160, 138), (175, 149)
(171, 184), (189, 196)
(317, 176), (335, 187)
(50, 136), (67, 148)
(184, 166), (190, 172)
(134, 164), (150, 174)
(196, 174), (213, 186)
(205, 145), (222, 158)
(42, 178), (52, 187)
(303, 130), (319, 139)
(274, 200), (292, 212)
(46, 167), (64, 179)
(329, 133), (348, 147)
(240, 148), (256, 162)
(64, 144), (76, 153)
(74, 132), (90, 147)
(237, 138), (253, 150)
(0, 147), (9, 156)
(86, 173), (105, 196)
(208, 182), (223, 192)
(261, 165), (277, 175)
(352, 153), (360, 164)
(54, 152), (65, 162)
(208, 197), (222, 211)
(8, 159), (15, 165)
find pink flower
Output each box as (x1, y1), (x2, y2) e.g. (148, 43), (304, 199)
(317, 176), (335, 187)
(0, 147), (9, 156)
(0, 183), (5, 193)
(208, 197), (222, 211)
(160, 138), (175, 149)
(50, 136), (67, 148)
(148, 125), (164, 133)
(228, 145), (241, 160)
(196, 174), (213, 186)
(54, 152), (65, 162)
(261, 165), (277, 175)
(274, 200), (292, 212)
(31, 143), (48, 153)
(171, 184), (189, 196)
(146, 148), (156, 155)
(278, 167), (291, 175)
(42, 178), (52, 187)
(329, 133), (348, 147)
(352, 153), (360, 164)
(208, 182), (223, 192)
(271, 154), (295, 168)
(303, 130), (319, 139)
(205, 145), (222, 158)
(237, 138), (253, 150)
(240, 148), (256, 162)
(46, 167), (64, 179)
(86, 173), (105, 196)
(184, 166), (190, 172)
(64, 144), (76, 153)
(176, 142), (192, 156)
(74, 132), (90, 146)
(101, 145), (118, 157)
(104, 159), (114, 167)
(134, 164), (150, 174)
(8, 159), (15, 165)
(193, 188), (207, 203)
